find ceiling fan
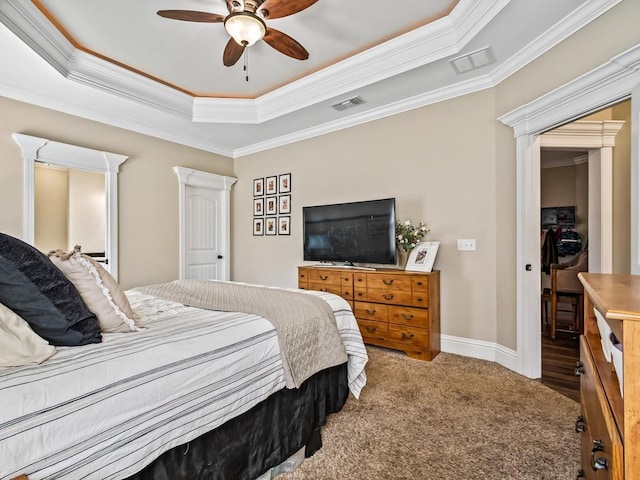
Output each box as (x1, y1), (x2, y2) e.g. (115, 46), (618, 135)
(157, 0), (317, 67)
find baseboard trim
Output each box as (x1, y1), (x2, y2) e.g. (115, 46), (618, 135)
(441, 334), (519, 374)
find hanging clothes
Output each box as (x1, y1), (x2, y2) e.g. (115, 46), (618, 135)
(541, 228), (558, 274)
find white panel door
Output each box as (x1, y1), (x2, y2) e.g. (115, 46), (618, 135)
(185, 185), (225, 280)
(175, 167), (236, 281)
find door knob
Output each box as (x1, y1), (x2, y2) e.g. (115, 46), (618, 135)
(217, 255), (223, 259)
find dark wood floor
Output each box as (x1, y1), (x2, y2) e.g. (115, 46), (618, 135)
(540, 312), (581, 402)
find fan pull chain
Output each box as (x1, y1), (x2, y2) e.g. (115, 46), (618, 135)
(244, 46), (249, 82)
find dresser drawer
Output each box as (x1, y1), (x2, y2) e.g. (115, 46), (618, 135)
(367, 289), (412, 305)
(357, 319), (388, 341)
(355, 301), (389, 322)
(389, 306), (429, 328)
(354, 287), (367, 301)
(388, 324), (429, 347)
(308, 282), (342, 296)
(412, 291), (429, 307)
(579, 337), (622, 479)
(305, 270), (342, 285)
(412, 276), (430, 291)
(366, 273), (411, 291)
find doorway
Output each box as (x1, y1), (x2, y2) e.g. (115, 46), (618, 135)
(498, 45), (640, 379)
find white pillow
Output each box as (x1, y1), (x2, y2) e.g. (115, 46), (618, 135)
(0, 302), (57, 367)
(48, 247), (142, 333)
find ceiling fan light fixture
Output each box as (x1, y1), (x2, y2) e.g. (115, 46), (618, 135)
(224, 12), (266, 46)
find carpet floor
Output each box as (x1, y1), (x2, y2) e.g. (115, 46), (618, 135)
(280, 346), (581, 480)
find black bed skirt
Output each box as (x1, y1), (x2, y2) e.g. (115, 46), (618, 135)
(126, 362), (349, 480)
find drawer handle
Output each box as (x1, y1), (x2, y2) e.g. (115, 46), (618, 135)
(357, 292), (365, 297)
(401, 313), (415, 321)
(382, 279), (394, 285)
(357, 278), (363, 282)
(574, 361), (584, 376)
(383, 294), (394, 300)
(300, 274), (306, 278)
(365, 309), (376, 315)
(401, 332), (415, 340)
(590, 440), (608, 471)
(365, 326), (377, 333)
(574, 416), (585, 433)
(344, 291), (351, 296)
(320, 288), (328, 292)
(416, 281), (424, 286)
(415, 297), (424, 302)
(320, 275), (329, 281)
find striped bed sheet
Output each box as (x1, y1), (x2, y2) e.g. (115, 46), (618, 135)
(0, 286), (368, 480)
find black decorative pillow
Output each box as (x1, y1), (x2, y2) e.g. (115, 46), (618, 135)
(0, 233), (101, 346)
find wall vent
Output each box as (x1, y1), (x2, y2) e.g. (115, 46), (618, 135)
(450, 47), (495, 74)
(331, 96), (366, 112)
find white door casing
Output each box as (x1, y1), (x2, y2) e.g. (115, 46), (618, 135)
(12, 133), (127, 280)
(174, 167), (237, 281)
(499, 43), (640, 378)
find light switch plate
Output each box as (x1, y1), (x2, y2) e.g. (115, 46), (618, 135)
(457, 239), (476, 251)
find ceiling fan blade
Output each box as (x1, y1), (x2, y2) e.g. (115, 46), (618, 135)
(257, 0), (318, 19)
(157, 10), (225, 23)
(223, 38), (245, 67)
(263, 28), (309, 60)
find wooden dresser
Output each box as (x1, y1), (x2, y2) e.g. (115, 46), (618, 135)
(298, 266), (440, 360)
(576, 273), (640, 480)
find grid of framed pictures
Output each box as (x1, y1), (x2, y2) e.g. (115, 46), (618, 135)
(253, 173), (291, 236)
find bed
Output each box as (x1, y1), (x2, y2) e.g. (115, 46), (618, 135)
(0, 234), (367, 480)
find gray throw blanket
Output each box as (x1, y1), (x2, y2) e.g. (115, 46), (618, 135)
(136, 280), (348, 389)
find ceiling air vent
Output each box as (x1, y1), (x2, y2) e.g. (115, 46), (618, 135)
(331, 96), (366, 112)
(450, 47), (495, 74)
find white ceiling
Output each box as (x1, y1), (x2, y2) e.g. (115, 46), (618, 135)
(0, 0), (621, 158)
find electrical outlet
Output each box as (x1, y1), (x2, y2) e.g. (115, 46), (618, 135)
(457, 239), (476, 251)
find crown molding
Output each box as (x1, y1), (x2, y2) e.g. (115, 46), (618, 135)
(490, 0), (623, 86)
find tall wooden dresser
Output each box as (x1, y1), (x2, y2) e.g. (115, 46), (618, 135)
(576, 273), (640, 480)
(298, 266), (440, 361)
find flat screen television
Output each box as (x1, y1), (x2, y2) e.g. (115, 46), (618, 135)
(303, 198), (396, 265)
(541, 206), (576, 228)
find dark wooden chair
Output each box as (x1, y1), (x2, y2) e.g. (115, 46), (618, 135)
(549, 250), (588, 339)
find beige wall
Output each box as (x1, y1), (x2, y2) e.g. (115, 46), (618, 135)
(235, 90), (499, 343)
(0, 95), (234, 290)
(1, 0), (637, 352)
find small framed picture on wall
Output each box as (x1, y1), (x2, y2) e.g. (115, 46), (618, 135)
(278, 216), (291, 235)
(278, 173), (291, 193)
(253, 197), (264, 216)
(265, 217), (277, 235)
(265, 196), (278, 215)
(253, 218), (264, 236)
(253, 178), (264, 196)
(265, 176), (277, 195)
(278, 195), (291, 214)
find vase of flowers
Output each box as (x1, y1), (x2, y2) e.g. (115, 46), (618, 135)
(395, 220), (429, 268)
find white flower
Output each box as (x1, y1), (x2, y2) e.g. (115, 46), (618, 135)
(405, 220), (411, 226)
